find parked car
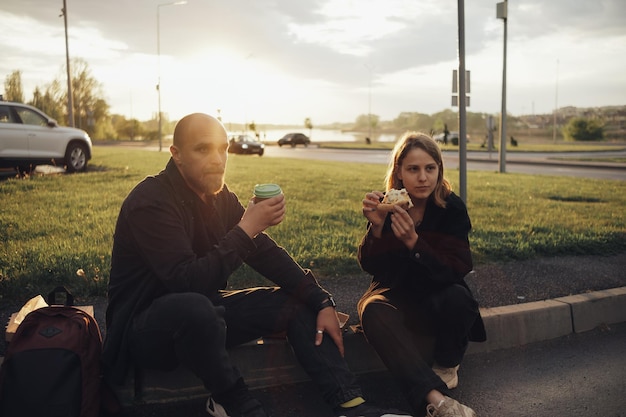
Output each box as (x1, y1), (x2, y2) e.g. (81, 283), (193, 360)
(228, 133), (265, 156)
(277, 132), (310, 147)
(0, 101), (92, 173)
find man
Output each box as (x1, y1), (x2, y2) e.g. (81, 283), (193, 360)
(102, 113), (411, 417)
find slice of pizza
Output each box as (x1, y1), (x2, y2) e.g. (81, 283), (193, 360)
(377, 188), (414, 212)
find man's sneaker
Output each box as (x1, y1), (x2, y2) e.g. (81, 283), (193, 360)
(426, 396), (476, 417)
(208, 397), (267, 417)
(333, 402), (412, 417)
(206, 396), (229, 417)
(212, 378), (269, 417)
(432, 364), (460, 389)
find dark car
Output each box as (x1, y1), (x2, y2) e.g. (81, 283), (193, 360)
(277, 132), (310, 147)
(228, 133), (265, 156)
(0, 101), (92, 173)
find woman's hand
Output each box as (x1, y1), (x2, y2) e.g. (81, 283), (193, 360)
(362, 191), (388, 231)
(389, 205), (418, 249)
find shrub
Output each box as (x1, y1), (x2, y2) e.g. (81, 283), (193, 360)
(563, 117), (604, 141)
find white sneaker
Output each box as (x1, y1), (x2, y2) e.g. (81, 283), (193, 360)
(426, 396), (476, 417)
(206, 396), (229, 417)
(432, 364), (460, 389)
(333, 402), (412, 416)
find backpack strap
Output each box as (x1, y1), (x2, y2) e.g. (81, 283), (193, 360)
(47, 286), (75, 306)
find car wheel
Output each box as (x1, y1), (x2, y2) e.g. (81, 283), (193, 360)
(65, 142), (88, 173)
(258, 149), (264, 156)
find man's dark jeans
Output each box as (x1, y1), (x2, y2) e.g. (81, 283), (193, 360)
(127, 288), (362, 407)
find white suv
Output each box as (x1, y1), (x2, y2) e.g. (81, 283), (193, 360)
(0, 101), (92, 173)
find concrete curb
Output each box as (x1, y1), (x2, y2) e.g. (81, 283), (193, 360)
(114, 286), (626, 405)
(468, 286), (626, 354)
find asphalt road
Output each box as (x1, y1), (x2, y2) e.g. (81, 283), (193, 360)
(264, 147), (626, 181)
(4, 145), (623, 181)
(126, 322), (626, 417)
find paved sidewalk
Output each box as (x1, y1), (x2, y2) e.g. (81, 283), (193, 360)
(2, 253), (625, 409)
(127, 322), (626, 416)
(107, 285), (626, 406)
(102, 251), (626, 405)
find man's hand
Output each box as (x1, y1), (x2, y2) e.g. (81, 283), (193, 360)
(238, 194), (286, 238)
(314, 306), (345, 357)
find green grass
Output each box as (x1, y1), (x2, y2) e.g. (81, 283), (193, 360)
(1, 146), (625, 301)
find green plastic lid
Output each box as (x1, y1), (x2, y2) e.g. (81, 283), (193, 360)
(253, 183), (282, 198)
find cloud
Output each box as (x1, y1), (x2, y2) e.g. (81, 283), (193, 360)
(1, 0), (624, 124)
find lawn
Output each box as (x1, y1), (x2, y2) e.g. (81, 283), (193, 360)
(1, 146), (625, 301)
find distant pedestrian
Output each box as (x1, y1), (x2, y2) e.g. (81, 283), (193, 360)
(358, 132), (486, 417)
(443, 124), (450, 145)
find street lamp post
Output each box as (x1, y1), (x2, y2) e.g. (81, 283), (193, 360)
(368, 70), (371, 141)
(553, 59), (559, 143)
(364, 64), (374, 142)
(157, 1), (186, 152)
(497, 0), (508, 173)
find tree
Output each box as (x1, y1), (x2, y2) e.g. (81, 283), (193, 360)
(4, 70), (25, 102)
(118, 118), (145, 140)
(562, 117), (604, 141)
(90, 98), (116, 139)
(392, 112), (433, 132)
(29, 80), (65, 123)
(67, 58), (105, 135)
(304, 117), (313, 138)
(355, 114), (379, 130)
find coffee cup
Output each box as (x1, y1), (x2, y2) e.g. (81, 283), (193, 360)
(253, 183), (282, 203)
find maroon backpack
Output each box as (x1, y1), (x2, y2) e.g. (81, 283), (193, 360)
(0, 287), (103, 417)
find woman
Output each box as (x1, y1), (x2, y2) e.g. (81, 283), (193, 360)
(357, 132), (486, 417)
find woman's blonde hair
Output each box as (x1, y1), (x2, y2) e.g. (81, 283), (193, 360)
(384, 131), (451, 208)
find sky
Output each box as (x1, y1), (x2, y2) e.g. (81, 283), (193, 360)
(1, 0), (625, 126)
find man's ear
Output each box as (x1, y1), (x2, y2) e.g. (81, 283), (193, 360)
(170, 145), (181, 163)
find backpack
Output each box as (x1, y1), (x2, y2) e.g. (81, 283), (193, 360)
(0, 286), (103, 417)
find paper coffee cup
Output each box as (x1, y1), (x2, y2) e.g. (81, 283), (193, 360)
(253, 183), (282, 202)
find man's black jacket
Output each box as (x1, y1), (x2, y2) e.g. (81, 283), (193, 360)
(102, 159), (329, 383)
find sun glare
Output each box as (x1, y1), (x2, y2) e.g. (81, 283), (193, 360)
(159, 47), (309, 124)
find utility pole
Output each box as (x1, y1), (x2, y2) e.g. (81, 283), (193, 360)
(457, 0), (468, 203)
(61, 0), (74, 127)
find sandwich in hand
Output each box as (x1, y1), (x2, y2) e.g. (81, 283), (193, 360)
(377, 188), (414, 212)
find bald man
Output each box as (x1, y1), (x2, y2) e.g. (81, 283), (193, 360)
(102, 114), (410, 417)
